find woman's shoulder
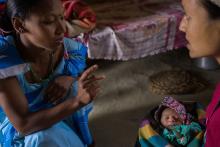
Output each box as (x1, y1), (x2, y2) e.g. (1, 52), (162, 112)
(62, 37), (87, 77)
(63, 37), (87, 55)
(0, 35), (13, 50)
(0, 35), (29, 79)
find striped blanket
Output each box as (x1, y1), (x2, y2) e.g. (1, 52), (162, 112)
(136, 102), (206, 147)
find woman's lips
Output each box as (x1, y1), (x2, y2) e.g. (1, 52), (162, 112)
(185, 39), (191, 49)
(55, 38), (64, 44)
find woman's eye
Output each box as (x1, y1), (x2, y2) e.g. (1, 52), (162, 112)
(60, 16), (64, 20)
(42, 17), (56, 24)
(59, 15), (65, 22)
(43, 21), (54, 24)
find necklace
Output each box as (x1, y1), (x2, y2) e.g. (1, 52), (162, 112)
(29, 51), (55, 83)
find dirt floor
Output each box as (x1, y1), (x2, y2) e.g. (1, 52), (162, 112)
(88, 48), (220, 147)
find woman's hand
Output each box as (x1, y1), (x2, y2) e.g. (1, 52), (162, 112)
(0, 66), (103, 135)
(75, 65), (105, 106)
(44, 76), (75, 104)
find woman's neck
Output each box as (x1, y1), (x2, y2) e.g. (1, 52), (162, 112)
(14, 35), (64, 83)
(15, 35), (55, 64)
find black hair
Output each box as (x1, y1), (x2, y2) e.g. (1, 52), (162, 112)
(0, 0), (44, 35)
(200, 0), (220, 19)
(155, 105), (168, 125)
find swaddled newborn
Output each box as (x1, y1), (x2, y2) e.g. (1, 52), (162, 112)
(154, 97), (202, 146)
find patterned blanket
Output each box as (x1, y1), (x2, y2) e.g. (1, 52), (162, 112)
(136, 102), (206, 147)
(88, 0), (186, 60)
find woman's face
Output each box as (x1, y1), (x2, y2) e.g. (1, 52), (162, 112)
(160, 108), (183, 128)
(20, 0), (66, 52)
(179, 0), (220, 61)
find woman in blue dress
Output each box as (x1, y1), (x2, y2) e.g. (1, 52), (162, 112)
(0, 0), (104, 146)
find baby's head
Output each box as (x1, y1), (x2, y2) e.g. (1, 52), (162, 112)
(154, 96), (192, 128)
(160, 107), (183, 129)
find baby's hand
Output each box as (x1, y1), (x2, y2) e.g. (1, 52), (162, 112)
(44, 76), (75, 104)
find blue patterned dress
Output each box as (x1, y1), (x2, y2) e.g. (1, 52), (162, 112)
(0, 35), (93, 147)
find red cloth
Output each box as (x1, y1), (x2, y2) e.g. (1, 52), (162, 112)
(62, 0), (96, 23)
(0, 2), (5, 35)
(205, 83), (220, 147)
(0, 3), (5, 15)
(0, 3), (5, 11)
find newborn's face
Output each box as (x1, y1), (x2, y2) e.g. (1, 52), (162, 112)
(160, 108), (183, 128)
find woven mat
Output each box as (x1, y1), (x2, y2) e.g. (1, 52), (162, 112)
(148, 69), (208, 95)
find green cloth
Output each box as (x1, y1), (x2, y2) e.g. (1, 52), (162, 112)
(163, 122), (202, 146)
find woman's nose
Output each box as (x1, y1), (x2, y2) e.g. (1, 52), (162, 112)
(56, 19), (66, 35)
(179, 15), (187, 32)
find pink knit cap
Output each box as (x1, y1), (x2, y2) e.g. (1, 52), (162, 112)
(154, 96), (192, 125)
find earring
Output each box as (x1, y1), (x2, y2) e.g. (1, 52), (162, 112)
(18, 28), (24, 33)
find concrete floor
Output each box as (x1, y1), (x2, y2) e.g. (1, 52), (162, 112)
(88, 48), (220, 147)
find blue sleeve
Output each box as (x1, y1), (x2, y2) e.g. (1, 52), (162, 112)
(0, 35), (29, 79)
(0, 0), (6, 4)
(63, 38), (87, 77)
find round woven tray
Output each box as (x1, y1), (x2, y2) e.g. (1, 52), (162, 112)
(148, 69), (207, 95)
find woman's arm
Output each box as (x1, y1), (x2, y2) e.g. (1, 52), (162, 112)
(0, 76), (79, 135)
(43, 76), (76, 104)
(0, 65), (104, 135)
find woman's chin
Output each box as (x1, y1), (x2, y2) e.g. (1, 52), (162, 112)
(186, 45), (195, 57)
(188, 51), (197, 58)
(189, 53), (198, 58)
(189, 51), (209, 59)
(188, 50), (202, 58)
(214, 56), (220, 64)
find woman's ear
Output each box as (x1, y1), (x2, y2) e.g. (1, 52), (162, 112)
(12, 17), (26, 34)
